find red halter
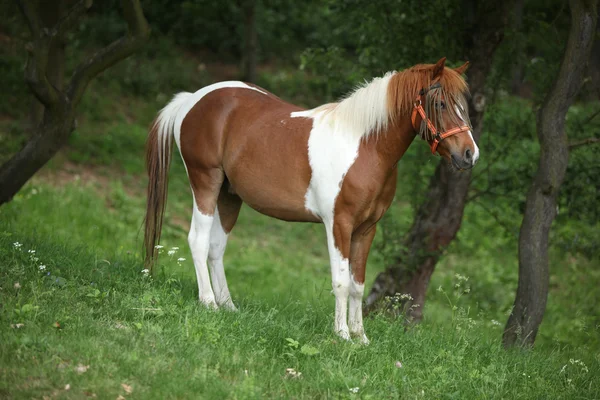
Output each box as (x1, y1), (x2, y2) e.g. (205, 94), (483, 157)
(411, 90), (470, 154)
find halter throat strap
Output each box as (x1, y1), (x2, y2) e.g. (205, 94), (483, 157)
(411, 84), (470, 154)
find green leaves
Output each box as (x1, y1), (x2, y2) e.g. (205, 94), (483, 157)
(299, 344), (320, 356)
(285, 338), (320, 356)
(285, 338), (300, 349)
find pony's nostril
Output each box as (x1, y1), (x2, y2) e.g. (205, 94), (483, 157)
(465, 148), (472, 160)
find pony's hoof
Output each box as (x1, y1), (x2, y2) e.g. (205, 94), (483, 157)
(199, 296), (218, 310)
(336, 329), (352, 341)
(221, 301), (238, 312)
(355, 333), (370, 345)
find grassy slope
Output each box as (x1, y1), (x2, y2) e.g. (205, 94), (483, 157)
(1, 58), (599, 398)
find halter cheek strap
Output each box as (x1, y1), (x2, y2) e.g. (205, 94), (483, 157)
(411, 94), (470, 154)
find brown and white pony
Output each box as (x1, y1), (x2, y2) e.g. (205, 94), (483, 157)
(144, 57), (478, 344)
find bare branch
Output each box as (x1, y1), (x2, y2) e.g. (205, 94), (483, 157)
(580, 108), (600, 126)
(67, 0), (150, 106)
(52, 0), (93, 40)
(18, 0), (60, 107)
(17, 0), (41, 37)
(569, 136), (600, 149)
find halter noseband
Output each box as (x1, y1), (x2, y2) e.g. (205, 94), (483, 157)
(411, 82), (470, 154)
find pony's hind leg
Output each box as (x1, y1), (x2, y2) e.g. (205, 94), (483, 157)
(187, 168), (224, 309)
(208, 187), (242, 310)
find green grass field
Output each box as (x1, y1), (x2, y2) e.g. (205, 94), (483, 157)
(1, 177), (599, 399)
(1, 68), (599, 398)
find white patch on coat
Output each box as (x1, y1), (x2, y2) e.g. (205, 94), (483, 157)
(454, 104), (480, 164)
(295, 108), (362, 221)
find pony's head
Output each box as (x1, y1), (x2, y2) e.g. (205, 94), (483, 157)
(388, 58), (479, 170)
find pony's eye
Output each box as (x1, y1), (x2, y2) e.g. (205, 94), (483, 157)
(438, 101), (446, 109)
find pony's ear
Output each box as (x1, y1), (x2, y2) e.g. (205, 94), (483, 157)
(455, 61), (470, 75)
(432, 57), (447, 79)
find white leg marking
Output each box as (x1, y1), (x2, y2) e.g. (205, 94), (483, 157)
(208, 208), (236, 311)
(325, 223), (351, 341)
(349, 276), (369, 344)
(188, 203), (217, 308)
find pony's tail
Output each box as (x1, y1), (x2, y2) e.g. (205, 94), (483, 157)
(144, 92), (192, 272)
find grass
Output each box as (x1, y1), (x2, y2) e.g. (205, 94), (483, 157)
(1, 215), (598, 399)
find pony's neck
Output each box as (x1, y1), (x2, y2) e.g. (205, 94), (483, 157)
(371, 114), (418, 170)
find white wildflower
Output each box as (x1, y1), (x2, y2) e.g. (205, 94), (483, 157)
(349, 387), (359, 394)
(154, 245), (164, 249)
(75, 364), (89, 374)
(395, 361), (403, 368)
(39, 265), (46, 271)
(560, 364), (567, 374)
(399, 293), (413, 301)
(167, 250), (176, 256)
(14, 282), (21, 289)
(171, 247), (179, 250)
(13, 242), (22, 249)
(141, 269), (150, 277)
(177, 257), (186, 262)
(28, 249), (36, 254)
(285, 368), (302, 379)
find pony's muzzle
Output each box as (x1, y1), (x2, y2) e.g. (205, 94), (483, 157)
(451, 152), (475, 170)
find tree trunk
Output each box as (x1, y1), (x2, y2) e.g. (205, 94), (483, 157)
(0, 0), (149, 206)
(0, 110), (74, 199)
(365, 1), (515, 321)
(503, 0), (598, 348)
(28, 0), (66, 131)
(241, 0), (257, 83)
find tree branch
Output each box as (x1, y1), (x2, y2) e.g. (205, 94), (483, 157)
(52, 0), (93, 40)
(569, 136), (600, 149)
(66, 0), (150, 106)
(17, 0), (41, 36)
(18, 0), (59, 107)
(580, 107), (600, 125)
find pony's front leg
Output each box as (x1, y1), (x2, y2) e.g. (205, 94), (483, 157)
(325, 220), (352, 341)
(348, 226), (377, 345)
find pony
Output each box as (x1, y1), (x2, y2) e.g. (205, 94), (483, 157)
(144, 57), (479, 344)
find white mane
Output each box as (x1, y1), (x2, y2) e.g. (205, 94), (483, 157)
(291, 72), (394, 140)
